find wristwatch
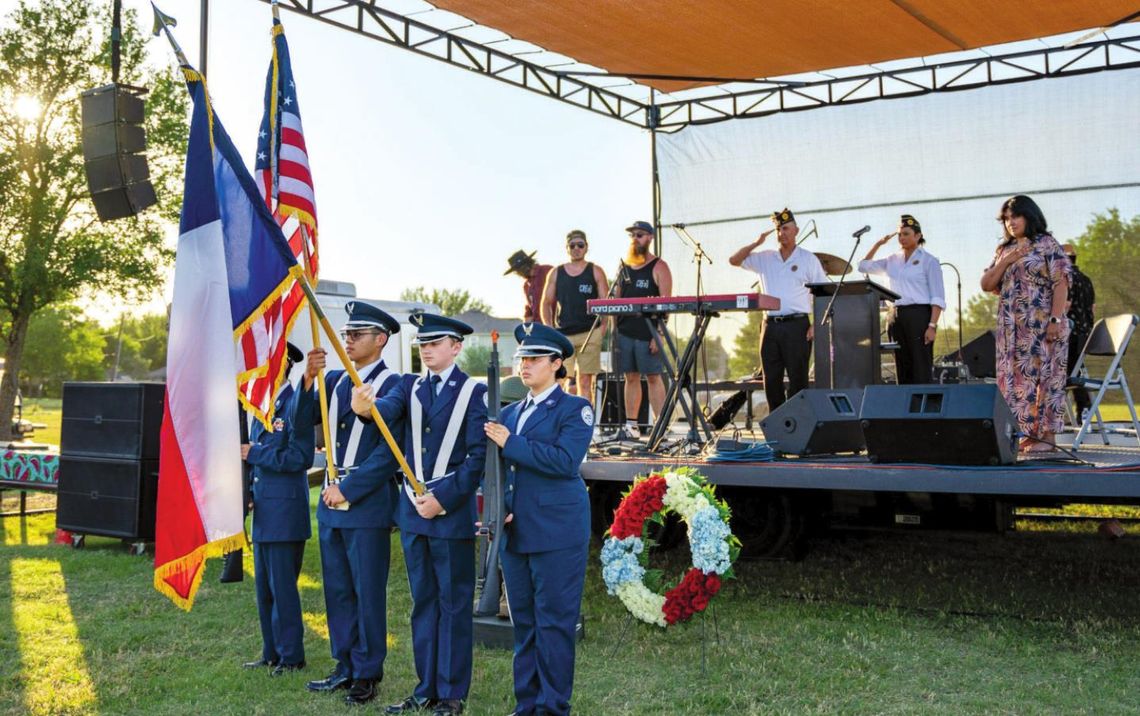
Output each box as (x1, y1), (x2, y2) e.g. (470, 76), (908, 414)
(927, 323), (937, 329)
(1048, 316), (1062, 325)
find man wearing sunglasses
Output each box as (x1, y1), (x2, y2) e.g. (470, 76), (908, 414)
(294, 301), (404, 705)
(540, 229), (609, 406)
(614, 221), (672, 439)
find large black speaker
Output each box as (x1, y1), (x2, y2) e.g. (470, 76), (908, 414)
(860, 384), (1017, 465)
(80, 84), (157, 221)
(56, 456), (159, 539)
(759, 388), (865, 456)
(61, 382), (165, 460)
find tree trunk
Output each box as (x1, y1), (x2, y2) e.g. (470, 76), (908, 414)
(0, 311), (32, 442)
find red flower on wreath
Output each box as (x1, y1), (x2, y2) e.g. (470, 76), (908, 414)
(662, 568), (723, 625)
(609, 475), (667, 539)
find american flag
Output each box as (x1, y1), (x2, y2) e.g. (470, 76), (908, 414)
(240, 15), (317, 429)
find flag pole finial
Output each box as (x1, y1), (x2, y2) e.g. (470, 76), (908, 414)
(151, 2), (190, 67)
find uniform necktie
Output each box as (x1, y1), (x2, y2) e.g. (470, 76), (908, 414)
(425, 374), (441, 410)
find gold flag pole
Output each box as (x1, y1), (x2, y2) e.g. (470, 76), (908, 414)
(293, 269), (424, 496)
(298, 230), (338, 490)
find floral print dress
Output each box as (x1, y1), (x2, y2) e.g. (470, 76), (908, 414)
(988, 233), (1072, 437)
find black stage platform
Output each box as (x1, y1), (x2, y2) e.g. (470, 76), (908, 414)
(582, 441), (1140, 504)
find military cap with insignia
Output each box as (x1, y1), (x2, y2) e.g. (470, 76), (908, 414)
(513, 322), (575, 360)
(409, 312), (474, 345)
(344, 301), (401, 335)
(771, 208), (796, 227)
(900, 214), (922, 233)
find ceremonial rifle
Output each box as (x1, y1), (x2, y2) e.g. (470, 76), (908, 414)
(474, 331), (506, 617)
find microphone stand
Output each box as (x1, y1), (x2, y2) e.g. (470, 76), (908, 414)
(671, 224), (714, 448)
(939, 261), (965, 377)
(820, 231), (865, 388)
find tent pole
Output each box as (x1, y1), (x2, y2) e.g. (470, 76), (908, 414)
(650, 88), (661, 254)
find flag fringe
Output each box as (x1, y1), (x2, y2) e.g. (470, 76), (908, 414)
(278, 205), (317, 234)
(233, 265), (309, 430)
(153, 531), (247, 611)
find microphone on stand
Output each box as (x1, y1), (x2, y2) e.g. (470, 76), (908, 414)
(852, 225), (871, 239)
(672, 223), (687, 229)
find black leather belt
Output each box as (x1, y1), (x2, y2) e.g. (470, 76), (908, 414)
(766, 313), (808, 323)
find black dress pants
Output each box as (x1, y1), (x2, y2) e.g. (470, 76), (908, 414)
(892, 305), (934, 384)
(760, 315), (811, 411)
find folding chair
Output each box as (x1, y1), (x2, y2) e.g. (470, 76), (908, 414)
(1066, 313), (1140, 450)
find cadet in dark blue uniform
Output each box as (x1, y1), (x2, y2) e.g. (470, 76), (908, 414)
(350, 313), (487, 716)
(294, 302), (404, 705)
(484, 323), (594, 716)
(241, 342), (314, 675)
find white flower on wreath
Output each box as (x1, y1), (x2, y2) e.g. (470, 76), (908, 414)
(616, 581), (667, 627)
(662, 471), (710, 522)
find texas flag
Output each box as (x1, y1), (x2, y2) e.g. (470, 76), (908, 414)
(153, 68), (303, 610)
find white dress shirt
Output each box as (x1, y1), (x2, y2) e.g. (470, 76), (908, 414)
(857, 246), (946, 308)
(741, 246), (829, 315)
(516, 383), (558, 433)
(426, 363), (457, 393)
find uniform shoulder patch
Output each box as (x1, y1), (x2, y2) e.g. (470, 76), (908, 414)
(581, 405), (594, 426)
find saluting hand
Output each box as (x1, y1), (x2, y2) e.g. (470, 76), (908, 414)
(351, 385), (375, 417)
(756, 229), (774, 246)
(484, 420), (510, 448)
(877, 232), (897, 247)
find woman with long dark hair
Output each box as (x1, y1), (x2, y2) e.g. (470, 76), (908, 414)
(858, 214), (946, 383)
(980, 195), (1071, 453)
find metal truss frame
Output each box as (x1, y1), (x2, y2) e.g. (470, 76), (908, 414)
(257, 2), (1140, 131)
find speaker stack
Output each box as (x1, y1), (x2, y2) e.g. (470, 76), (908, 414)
(860, 383), (1017, 465)
(80, 84), (157, 221)
(760, 388), (866, 456)
(57, 382), (165, 539)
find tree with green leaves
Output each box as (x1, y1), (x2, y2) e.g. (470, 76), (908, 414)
(728, 313), (763, 378)
(399, 287), (491, 316)
(0, 1), (188, 437)
(18, 304), (105, 397)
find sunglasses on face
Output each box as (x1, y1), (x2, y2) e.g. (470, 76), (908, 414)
(630, 231), (649, 238)
(340, 329), (380, 341)
(568, 241), (587, 249)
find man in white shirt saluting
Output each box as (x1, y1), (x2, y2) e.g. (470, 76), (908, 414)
(729, 208), (828, 411)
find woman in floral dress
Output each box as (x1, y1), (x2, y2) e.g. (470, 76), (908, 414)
(981, 195), (1071, 453)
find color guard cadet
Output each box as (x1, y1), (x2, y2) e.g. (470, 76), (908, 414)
(294, 301), (404, 705)
(241, 342), (313, 676)
(484, 323), (594, 716)
(351, 313), (488, 716)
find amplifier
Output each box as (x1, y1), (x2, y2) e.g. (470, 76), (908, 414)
(860, 384), (1017, 465)
(61, 382), (164, 459)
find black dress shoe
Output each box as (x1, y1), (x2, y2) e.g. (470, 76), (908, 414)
(270, 661), (305, 676)
(306, 670), (351, 692)
(432, 700), (465, 715)
(386, 696), (436, 714)
(242, 658), (277, 669)
(344, 678), (380, 705)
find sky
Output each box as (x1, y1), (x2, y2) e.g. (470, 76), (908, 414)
(3, 1), (1135, 333)
(96, 0), (653, 321)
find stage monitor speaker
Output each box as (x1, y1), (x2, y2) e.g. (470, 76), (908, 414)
(759, 388), (865, 456)
(56, 456), (158, 539)
(860, 384), (1017, 465)
(595, 373), (650, 429)
(80, 84), (157, 221)
(61, 382), (165, 460)
(939, 331), (996, 379)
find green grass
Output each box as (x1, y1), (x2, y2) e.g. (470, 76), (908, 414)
(3, 497), (1140, 715)
(16, 398), (61, 447)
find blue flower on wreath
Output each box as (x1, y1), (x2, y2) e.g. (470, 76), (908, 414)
(689, 507), (732, 574)
(601, 536), (646, 594)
